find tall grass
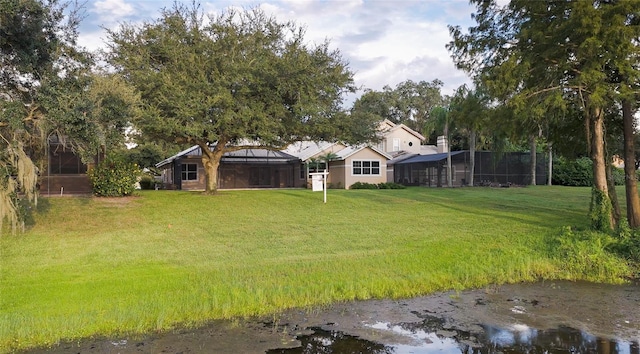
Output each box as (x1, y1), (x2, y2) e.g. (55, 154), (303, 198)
(0, 186), (631, 351)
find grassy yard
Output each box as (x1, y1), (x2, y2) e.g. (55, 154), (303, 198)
(0, 186), (631, 351)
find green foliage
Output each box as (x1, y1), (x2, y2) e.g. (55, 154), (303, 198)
(122, 143), (165, 169)
(351, 79), (444, 137)
(377, 182), (406, 189)
(106, 4), (377, 193)
(553, 157), (594, 186)
(590, 188), (613, 232)
(0, 0), (82, 233)
(611, 220), (640, 263)
(138, 175), (156, 190)
(349, 182), (379, 189)
(88, 156), (139, 197)
(349, 182), (406, 189)
(553, 157), (627, 187)
(553, 226), (627, 281)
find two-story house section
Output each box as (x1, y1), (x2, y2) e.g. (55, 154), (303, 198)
(376, 119), (426, 157)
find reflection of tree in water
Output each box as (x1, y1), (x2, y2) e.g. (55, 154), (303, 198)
(479, 325), (640, 354)
(267, 320), (640, 354)
(267, 327), (393, 354)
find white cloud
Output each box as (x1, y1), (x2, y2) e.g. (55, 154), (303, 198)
(93, 0), (135, 19)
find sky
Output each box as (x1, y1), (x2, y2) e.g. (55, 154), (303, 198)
(77, 0), (481, 104)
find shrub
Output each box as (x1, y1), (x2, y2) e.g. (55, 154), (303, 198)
(553, 157), (593, 186)
(553, 157), (626, 186)
(377, 182), (406, 189)
(611, 220), (640, 263)
(88, 155), (139, 197)
(139, 175), (156, 190)
(349, 182), (378, 189)
(611, 167), (625, 186)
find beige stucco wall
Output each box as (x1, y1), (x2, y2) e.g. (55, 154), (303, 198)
(343, 148), (388, 188)
(380, 127), (422, 155)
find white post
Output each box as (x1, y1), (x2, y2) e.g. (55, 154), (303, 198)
(323, 169), (327, 204)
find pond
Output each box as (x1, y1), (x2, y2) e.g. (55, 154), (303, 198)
(25, 280), (640, 354)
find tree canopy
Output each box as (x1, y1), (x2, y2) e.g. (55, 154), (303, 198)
(106, 4), (378, 193)
(1, 0), (137, 233)
(351, 79), (444, 139)
(448, 0), (640, 230)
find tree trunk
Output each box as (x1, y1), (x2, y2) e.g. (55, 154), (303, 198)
(200, 140), (226, 195)
(547, 142), (553, 186)
(623, 98), (640, 228)
(469, 129), (476, 187)
(606, 162), (621, 225)
(529, 134), (536, 185)
(590, 106), (615, 231)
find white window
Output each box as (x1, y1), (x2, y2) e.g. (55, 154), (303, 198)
(352, 160), (381, 176)
(181, 163), (197, 181)
(392, 138), (400, 152)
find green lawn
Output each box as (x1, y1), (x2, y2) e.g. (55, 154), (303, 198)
(0, 186), (631, 351)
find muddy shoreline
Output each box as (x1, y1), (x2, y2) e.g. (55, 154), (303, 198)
(24, 280), (640, 353)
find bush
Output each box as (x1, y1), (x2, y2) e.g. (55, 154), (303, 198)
(611, 167), (625, 186)
(349, 182), (407, 190)
(553, 157), (627, 186)
(377, 182), (406, 189)
(611, 220), (640, 263)
(139, 175), (156, 190)
(349, 182), (378, 189)
(553, 157), (593, 186)
(88, 155), (139, 197)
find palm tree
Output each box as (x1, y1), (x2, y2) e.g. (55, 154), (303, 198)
(319, 152), (339, 172)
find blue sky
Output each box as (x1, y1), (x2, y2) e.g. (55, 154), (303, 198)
(78, 0), (481, 102)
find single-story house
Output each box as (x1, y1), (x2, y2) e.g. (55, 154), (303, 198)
(155, 145), (302, 190)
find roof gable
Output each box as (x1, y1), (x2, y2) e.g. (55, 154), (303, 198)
(282, 141), (339, 161)
(335, 145), (392, 161)
(386, 123), (426, 141)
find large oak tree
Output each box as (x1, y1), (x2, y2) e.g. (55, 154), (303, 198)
(106, 4), (378, 194)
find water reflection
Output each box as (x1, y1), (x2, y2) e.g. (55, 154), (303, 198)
(268, 320), (640, 354)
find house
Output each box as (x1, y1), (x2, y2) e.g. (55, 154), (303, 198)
(283, 141), (392, 189)
(39, 134), (99, 195)
(152, 120), (428, 191)
(155, 145), (302, 190)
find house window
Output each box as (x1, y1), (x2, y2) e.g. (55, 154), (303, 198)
(352, 160), (380, 176)
(181, 163), (197, 181)
(392, 138), (400, 152)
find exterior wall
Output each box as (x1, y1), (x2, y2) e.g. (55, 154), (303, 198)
(343, 149), (388, 188)
(327, 161), (346, 189)
(381, 128), (422, 155)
